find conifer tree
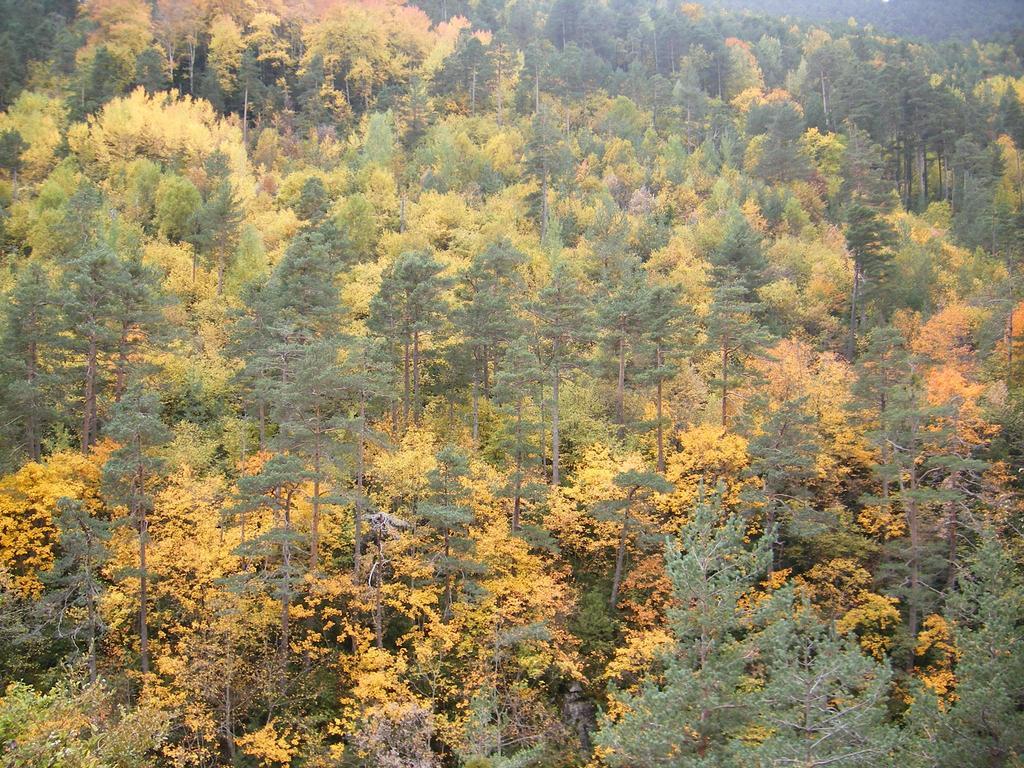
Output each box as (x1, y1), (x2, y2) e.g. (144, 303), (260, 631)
(233, 453), (310, 661)
(420, 445), (476, 620)
(456, 239), (527, 444)
(845, 202), (896, 358)
(529, 260), (594, 485)
(369, 250), (450, 427)
(2, 260), (58, 462)
(743, 587), (899, 767)
(905, 531), (1024, 768)
(492, 338), (544, 531)
(64, 241), (132, 453)
(41, 499), (112, 683)
(102, 382), (170, 675)
(705, 275), (770, 428)
(596, 491), (772, 765)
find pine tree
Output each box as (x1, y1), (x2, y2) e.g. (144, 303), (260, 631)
(420, 445), (476, 621)
(336, 336), (394, 578)
(191, 151), (242, 294)
(233, 453), (310, 662)
(742, 587), (899, 767)
(529, 260), (594, 485)
(845, 202), (896, 359)
(855, 327), (978, 656)
(595, 490), (772, 766)
(41, 499), (112, 683)
(906, 531), (1024, 768)
(369, 250), (451, 427)
(2, 260), (58, 462)
(711, 208), (768, 300)
(456, 239), (527, 444)
(63, 241), (132, 453)
(597, 258), (656, 439)
(102, 382), (170, 676)
(492, 338), (544, 531)
(705, 275), (770, 429)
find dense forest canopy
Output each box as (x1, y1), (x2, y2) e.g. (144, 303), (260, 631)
(711, 0), (1024, 43)
(1, 0), (1023, 766)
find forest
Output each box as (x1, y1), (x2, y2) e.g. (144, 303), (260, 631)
(0, 0), (1023, 765)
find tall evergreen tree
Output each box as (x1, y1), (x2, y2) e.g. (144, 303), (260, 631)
(102, 382), (170, 676)
(2, 260), (58, 462)
(529, 260), (594, 485)
(456, 239), (527, 444)
(740, 588), (899, 767)
(595, 491), (772, 766)
(369, 250), (450, 427)
(845, 202), (896, 358)
(705, 275), (770, 428)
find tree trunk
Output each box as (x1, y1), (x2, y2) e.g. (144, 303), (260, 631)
(918, 141), (928, 210)
(541, 173), (550, 241)
(138, 493), (150, 675)
(412, 330), (421, 425)
(280, 494), (292, 659)
(609, 500), (630, 608)
(848, 260), (860, 360)
(471, 363), (479, 446)
(551, 360), (561, 486)
(820, 69), (830, 131)
(309, 472), (320, 572)
(26, 338), (40, 461)
(656, 346), (665, 472)
(513, 400), (523, 532)
(720, 344), (729, 428)
(616, 336), (626, 438)
(373, 534), (384, 648)
(403, 338), (411, 427)
(242, 87), (249, 146)
(81, 335), (98, 453)
(354, 398), (365, 579)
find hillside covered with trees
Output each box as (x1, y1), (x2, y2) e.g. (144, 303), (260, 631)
(1, 0), (1023, 765)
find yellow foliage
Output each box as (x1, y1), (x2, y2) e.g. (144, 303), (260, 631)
(915, 614), (959, 703)
(603, 629), (674, 718)
(837, 593), (901, 660)
(0, 446), (109, 597)
(370, 426), (437, 513)
(0, 92), (66, 183)
(544, 443), (646, 559)
(70, 89), (249, 187)
(658, 425), (751, 528)
(236, 720), (299, 767)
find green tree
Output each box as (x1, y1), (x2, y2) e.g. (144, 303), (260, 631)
(845, 203), (896, 358)
(102, 382), (170, 676)
(368, 250), (450, 427)
(41, 499), (112, 683)
(233, 453), (310, 663)
(492, 338), (544, 531)
(529, 259), (594, 485)
(420, 444), (476, 620)
(2, 260), (58, 462)
(705, 275), (770, 429)
(191, 152), (242, 294)
(456, 239), (527, 444)
(154, 174), (201, 243)
(905, 531), (1024, 768)
(0, 128), (27, 197)
(595, 490), (772, 766)
(742, 588), (899, 767)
